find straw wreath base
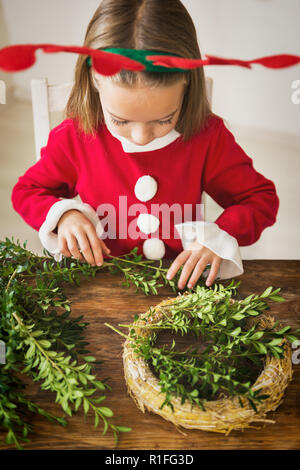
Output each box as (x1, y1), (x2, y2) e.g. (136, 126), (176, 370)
(123, 295), (293, 434)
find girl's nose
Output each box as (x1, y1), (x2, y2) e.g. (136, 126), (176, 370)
(130, 125), (154, 146)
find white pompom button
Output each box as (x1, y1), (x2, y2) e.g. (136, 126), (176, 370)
(137, 213), (160, 234)
(143, 238), (165, 260)
(134, 175), (158, 202)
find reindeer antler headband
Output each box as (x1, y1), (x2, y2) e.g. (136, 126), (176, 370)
(0, 44), (299, 75)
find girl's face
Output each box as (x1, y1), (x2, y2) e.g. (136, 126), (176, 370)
(94, 74), (186, 146)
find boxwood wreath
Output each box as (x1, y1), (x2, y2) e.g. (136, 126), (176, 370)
(107, 282), (299, 434)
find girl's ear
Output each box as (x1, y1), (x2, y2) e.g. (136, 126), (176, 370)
(182, 79), (189, 94)
(182, 78), (189, 89)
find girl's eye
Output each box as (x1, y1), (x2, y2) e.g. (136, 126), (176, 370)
(158, 118), (173, 125)
(110, 117), (173, 126)
(110, 118), (128, 126)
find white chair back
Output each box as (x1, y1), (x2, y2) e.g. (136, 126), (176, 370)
(0, 80), (6, 104)
(31, 79), (73, 161)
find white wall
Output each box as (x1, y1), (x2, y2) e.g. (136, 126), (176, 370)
(0, 0), (96, 95)
(183, 0), (300, 137)
(1, 0), (299, 136)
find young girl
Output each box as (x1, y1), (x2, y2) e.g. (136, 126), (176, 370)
(11, 0), (279, 291)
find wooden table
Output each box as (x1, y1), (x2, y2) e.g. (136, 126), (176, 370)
(1, 260), (300, 450)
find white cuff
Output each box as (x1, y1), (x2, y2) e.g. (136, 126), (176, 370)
(174, 221), (244, 279)
(39, 198), (104, 261)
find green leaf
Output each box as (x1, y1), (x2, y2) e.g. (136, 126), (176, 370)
(92, 396), (106, 404)
(83, 356), (96, 362)
(94, 412), (99, 428)
(102, 418), (108, 436)
(255, 394), (270, 401)
(31, 330), (44, 337)
(231, 313), (245, 321)
(15, 264), (28, 273)
(250, 331), (264, 341)
(114, 426), (132, 433)
(94, 380), (106, 390)
(247, 310), (259, 316)
(286, 334), (299, 343)
(99, 407), (114, 417)
(25, 343), (35, 360)
(269, 295), (285, 302)
(83, 398), (90, 414)
(213, 373), (221, 383)
(247, 398), (258, 413)
(260, 286), (273, 298)
(39, 340), (51, 348)
(230, 327), (241, 337)
(269, 347), (280, 359)
(253, 342), (267, 354)
(243, 294), (255, 304)
(268, 338), (283, 346)
(5, 430), (15, 445)
(275, 326), (291, 335)
(74, 397), (82, 411)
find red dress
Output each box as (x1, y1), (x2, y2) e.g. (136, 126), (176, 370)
(11, 113), (279, 277)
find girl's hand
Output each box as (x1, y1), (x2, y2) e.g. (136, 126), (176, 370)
(57, 209), (110, 266)
(166, 241), (222, 289)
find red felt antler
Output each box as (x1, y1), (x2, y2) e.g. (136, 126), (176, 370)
(147, 53), (300, 70)
(0, 44), (145, 75)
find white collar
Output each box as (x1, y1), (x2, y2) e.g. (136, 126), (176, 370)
(107, 126), (181, 153)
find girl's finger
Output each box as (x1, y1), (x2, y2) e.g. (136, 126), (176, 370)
(205, 257), (222, 287)
(66, 233), (84, 262)
(177, 253), (204, 289)
(186, 256), (211, 289)
(86, 227), (105, 266)
(75, 230), (96, 265)
(58, 235), (71, 257)
(166, 251), (190, 280)
(99, 238), (111, 256)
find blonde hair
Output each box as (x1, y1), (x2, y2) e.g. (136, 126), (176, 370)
(65, 0), (214, 141)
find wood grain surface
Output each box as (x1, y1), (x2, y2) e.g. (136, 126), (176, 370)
(1, 260), (300, 450)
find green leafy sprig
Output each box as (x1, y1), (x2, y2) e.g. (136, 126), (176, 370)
(1, 237), (206, 296)
(108, 280), (300, 413)
(1, 237), (142, 449)
(99, 247), (207, 295)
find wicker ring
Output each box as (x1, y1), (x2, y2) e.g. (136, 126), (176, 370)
(123, 294), (293, 434)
